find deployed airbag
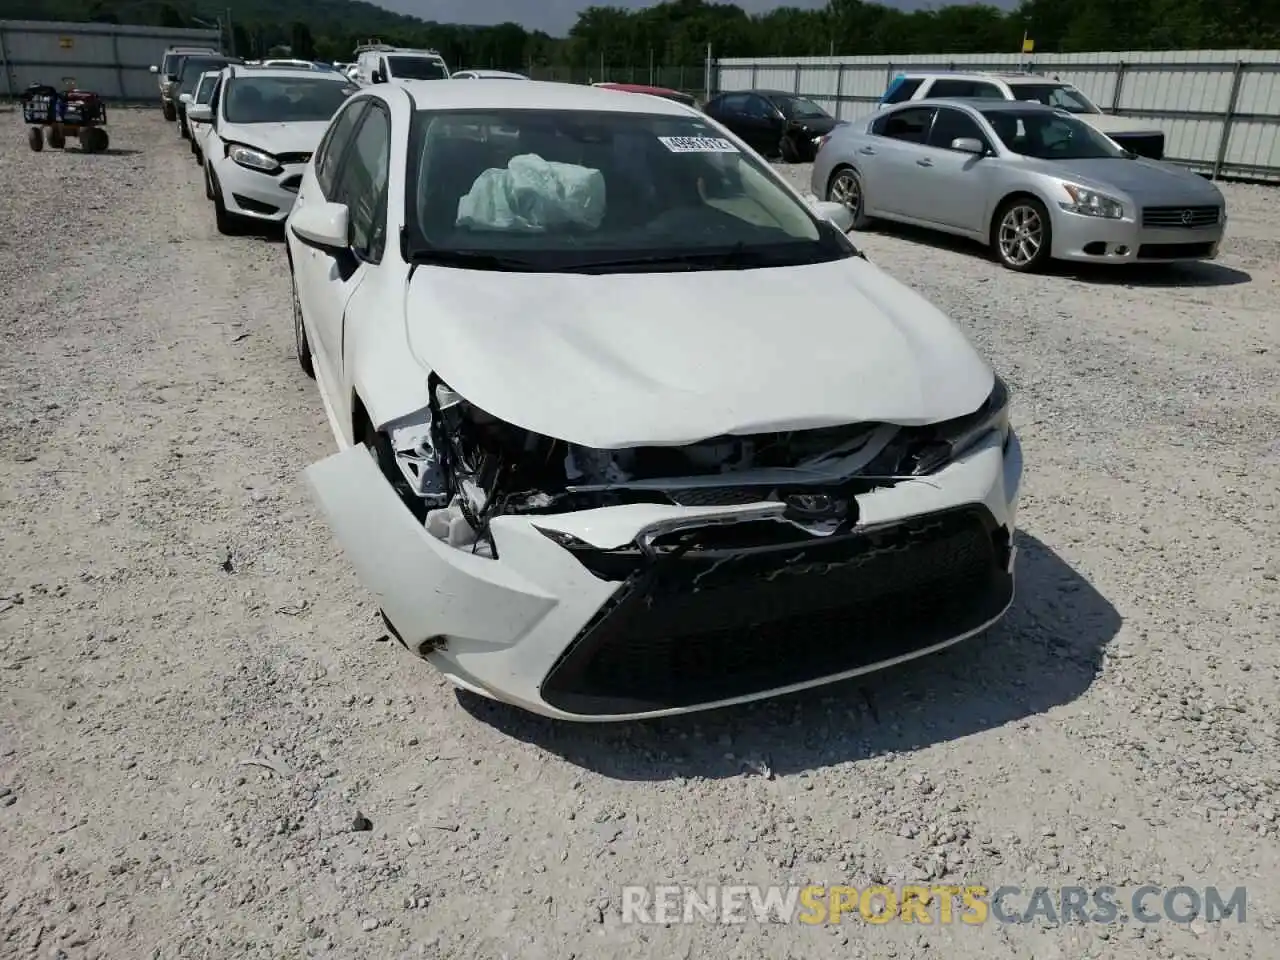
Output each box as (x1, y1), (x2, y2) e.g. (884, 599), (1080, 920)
(456, 154), (606, 232)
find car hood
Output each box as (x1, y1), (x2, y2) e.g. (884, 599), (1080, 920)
(403, 257), (994, 448)
(1030, 156), (1223, 206)
(1077, 112), (1164, 136)
(219, 120), (331, 156)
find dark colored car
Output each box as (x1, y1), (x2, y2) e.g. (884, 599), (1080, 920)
(175, 56), (242, 139)
(702, 89), (839, 162)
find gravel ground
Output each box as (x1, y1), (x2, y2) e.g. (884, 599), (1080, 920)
(1, 108), (1278, 960)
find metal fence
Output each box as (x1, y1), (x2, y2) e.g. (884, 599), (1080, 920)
(715, 49), (1280, 181)
(0, 20), (222, 101)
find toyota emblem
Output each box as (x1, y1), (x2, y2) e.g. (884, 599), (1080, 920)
(1180, 209), (1193, 224)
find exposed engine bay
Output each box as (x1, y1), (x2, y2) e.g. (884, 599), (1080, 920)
(384, 374), (997, 558)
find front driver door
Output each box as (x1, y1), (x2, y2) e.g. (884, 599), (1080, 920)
(917, 106), (994, 232)
(292, 98), (368, 392)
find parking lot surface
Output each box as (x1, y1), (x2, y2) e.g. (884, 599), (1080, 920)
(1, 109), (1278, 959)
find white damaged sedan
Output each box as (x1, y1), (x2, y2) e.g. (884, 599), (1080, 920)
(286, 80), (1024, 721)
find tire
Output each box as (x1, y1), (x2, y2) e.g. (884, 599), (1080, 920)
(47, 128), (66, 149)
(826, 166), (873, 230)
(992, 196), (1053, 272)
(779, 134), (800, 163)
(179, 117), (190, 140)
(203, 163), (214, 201)
(291, 271), (316, 379)
(209, 169), (243, 236)
(80, 128), (108, 154)
(27, 127), (43, 152)
(162, 101), (177, 121)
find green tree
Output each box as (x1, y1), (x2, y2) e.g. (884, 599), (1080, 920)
(290, 20), (316, 59)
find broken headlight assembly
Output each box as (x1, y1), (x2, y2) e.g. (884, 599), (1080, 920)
(910, 375), (1011, 475)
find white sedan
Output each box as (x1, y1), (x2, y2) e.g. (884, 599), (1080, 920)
(187, 65), (358, 234)
(287, 80), (1024, 722)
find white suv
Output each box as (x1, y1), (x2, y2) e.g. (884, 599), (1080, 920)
(880, 71), (1167, 159)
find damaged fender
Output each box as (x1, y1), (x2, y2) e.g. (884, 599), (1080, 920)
(305, 446), (561, 648)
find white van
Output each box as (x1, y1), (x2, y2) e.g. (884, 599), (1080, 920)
(354, 42), (450, 85)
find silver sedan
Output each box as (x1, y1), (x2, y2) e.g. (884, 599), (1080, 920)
(811, 98), (1227, 272)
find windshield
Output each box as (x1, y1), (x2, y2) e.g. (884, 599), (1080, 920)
(403, 108), (851, 273)
(223, 76), (357, 124)
(1010, 83), (1099, 114)
(982, 109), (1126, 160)
(388, 56), (449, 80)
(179, 58), (231, 93)
(774, 96), (829, 120)
(194, 75), (217, 104)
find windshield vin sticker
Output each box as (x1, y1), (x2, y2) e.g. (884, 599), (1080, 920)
(658, 136), (739, 153)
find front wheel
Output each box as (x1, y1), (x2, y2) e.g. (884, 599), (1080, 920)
(826, 166), (872, 230)
(209, 169), (243, 236)
(27, 127), (44, 152)
(779, 134), (800, 163)
(162, 101), (177, 121)
(992, 197), (1053, 272)
(48, 128), (66, 149)
(291, 272), (315, 379)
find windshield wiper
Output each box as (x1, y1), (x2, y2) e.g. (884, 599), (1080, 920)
(406, 247), (542, 271)
(555, 243), (781, 274)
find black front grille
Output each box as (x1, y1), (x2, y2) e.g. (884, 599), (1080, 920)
(280, 174), (302, 193)
(231, 194), (279, 215)
(1111, 132), (1164, 159)
(539, 507), (1013, 715)
(276, 151), (312, 165)
(1141, 205), (1220, 228)
(1136, 241), (1216, 260)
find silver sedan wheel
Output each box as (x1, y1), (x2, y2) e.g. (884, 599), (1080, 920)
(998, 204), (1044, 267)
(829, 169), (861, 214)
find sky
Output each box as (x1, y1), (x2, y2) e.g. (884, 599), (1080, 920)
(375, 1), (1010, 37)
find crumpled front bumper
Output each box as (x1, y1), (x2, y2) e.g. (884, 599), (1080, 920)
(306, 429), (1023, 721)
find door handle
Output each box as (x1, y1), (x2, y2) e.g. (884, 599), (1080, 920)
(916, 158), (933, 167)
(857, 146), (875, 155)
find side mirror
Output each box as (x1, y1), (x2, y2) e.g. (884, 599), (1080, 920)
(291, 201), (350, 253)
(150, 65), (159, 74)
(371, 70), (385, 84)
(812, 199), (855, 233)
(179, 93), (193, 104)
(951, 137), (985, 155)
(186, 103), (212, 122)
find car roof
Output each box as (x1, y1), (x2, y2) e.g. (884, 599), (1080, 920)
(913, 97), (1059, 113)
(226, 65), (351, 81)
(900, 71), (1067, 84)
(596, 82), (679, 94)
(398, 79), (693, 115)
(459, 69), (527, 78)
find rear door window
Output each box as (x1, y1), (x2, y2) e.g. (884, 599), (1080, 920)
(872, 106), (936, 143)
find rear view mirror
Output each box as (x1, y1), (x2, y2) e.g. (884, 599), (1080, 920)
(951, 137), (985, 155)
(186, 103), (212, 122)
(812, 199), (855, 233)
(291, 201), (351, 252)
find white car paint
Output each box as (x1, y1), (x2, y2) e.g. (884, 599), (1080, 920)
(186, 70), (221, 157)
(451, 69), (529, 80)
(288, 80), (1024, 722)
(199, 66), (356, 227)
